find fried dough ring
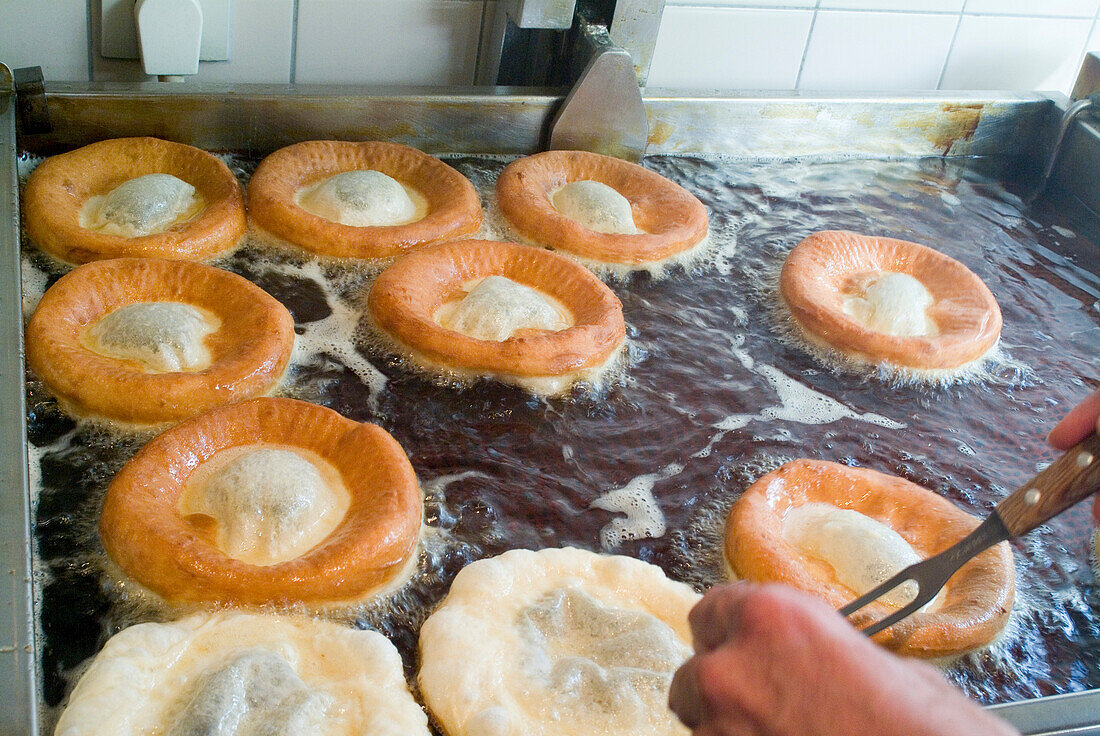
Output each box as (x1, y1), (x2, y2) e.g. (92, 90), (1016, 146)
(496, 150), (709, 267)
(418, 547), (699, 736)
(100, 397), (422, 605)
(25, 258), (294, 425)
(23, 137), (246, 264)
(725, 459), (1015, 658)
(247, 140), (482, 259)
(54, 611), (431, 735)
(779, 230), (1002, 370)
(367, 239), (625, 389)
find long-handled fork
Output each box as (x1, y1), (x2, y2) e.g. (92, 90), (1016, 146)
(840, 432), (1100, 637)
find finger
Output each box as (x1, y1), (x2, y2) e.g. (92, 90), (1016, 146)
(669, 657), (709, 730)
(1047, 389), (1100, 450)
(689, 583), (751, 654)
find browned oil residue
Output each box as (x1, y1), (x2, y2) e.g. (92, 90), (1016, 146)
(647, 121), (675, 147)
(896, 103), (984, 156)
(925, 103), (984, 155)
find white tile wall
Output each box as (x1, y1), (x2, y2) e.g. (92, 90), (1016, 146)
(798, 10), (958, 90)
(647, 2), (1099, 93)
(1089, 16), (1100, 52)
(192, 0), (294, 83)
(664, 0), (816, 7)
(0, 0), (88, 82)
(940, 14), (1093, 91)
(647, 7), (814, 89)
(0, 0), (1098, 94)
(819, 0), (964, 11)
(295, 0), (484, 85)
(962, 0), (1100, 18)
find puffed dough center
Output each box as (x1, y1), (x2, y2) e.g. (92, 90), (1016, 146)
(437, 276), (573, 342)
(84, 302), (219, 373)
(551, 181), (640, 235)
(180, 446), (351, 566)
(296, 170), (428, 227)
(165, 648), (333, 736)
(783, 502), (922, 608)
(500, 586), (690, 733)
(842, 271), (938, 337)
(52, 612), (430, 736)
(81, 173), (204, 237)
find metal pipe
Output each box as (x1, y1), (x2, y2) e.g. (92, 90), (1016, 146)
(1031, 92), (1100, 200)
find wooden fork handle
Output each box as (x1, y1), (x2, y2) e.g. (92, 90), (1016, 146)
(996, 433), (1100, 538)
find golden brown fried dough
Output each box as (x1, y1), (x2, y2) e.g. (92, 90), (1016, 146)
(248, 140), (482, 259)
(780, 231), (1001, 371)
(23, 137), (245, 263)
(100, 397), (422, 606)
(726, 459), (1015, 658)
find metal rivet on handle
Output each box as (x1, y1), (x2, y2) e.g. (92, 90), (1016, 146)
(1076, 451), (1094, 469)
(1025, 488), (1042, 506)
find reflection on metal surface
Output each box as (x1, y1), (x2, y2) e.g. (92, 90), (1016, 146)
(13, 66), (51, 136)
(642, 93), (1049, 159)
(990, 690), (1100, 736)
(1071, 51), (1100, 101)
(1044, 109), (1100, 218)
(0, 64), (12, 115)
(17, 84), (1054, 163)
(21, 85), (562, 156)
(475, 0), (578, 86)
(549, 18), (648, 160)
(0, 62), (38, 736)
(609, 0), (665, 86)
(1032, 93), (1100, 201)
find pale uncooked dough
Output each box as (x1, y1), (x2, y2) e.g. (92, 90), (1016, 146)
(842, 272), (937, 337)
(551, 181), (639, 235)
(165, 649), (332, 735)
(783, 502), (921, 607)
(438, 276), (571, 342)
(297, 170), (427, 227)
(418, 547), (699, 736)
(180, 445), (350, 566)
(85, 302), (218, 373)
(53, 612), (430, 736)
(82, 174), (202, 237)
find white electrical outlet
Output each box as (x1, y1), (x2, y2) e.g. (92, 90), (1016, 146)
(101, 0), (231, 62)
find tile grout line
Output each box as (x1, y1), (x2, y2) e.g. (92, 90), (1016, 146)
(289, 0), (300, 84)
(959, 10), (1099, 19)
(935, 7), (965, 90)
(792, 0), (820, 89)
(671, 3), (1100, 21)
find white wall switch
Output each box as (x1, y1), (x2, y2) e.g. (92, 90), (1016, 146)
(102, 0), (232, 62)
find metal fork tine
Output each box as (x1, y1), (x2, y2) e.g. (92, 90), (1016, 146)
(838, 560), (943, 635)
(858, 598), (927, 638)
(837, 568), (920, 617)
(838, 514), (1011, 636)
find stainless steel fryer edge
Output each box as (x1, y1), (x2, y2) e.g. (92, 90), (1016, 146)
(18, 82), (1055, 162)
(4, 81), (1099, 736)
(0, 67), (38, 736)
(991, 690), (1100, 736)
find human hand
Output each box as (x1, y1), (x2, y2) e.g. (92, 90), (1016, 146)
(1046, 388), (1100, 523)
(668, 583), (1018, 736)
